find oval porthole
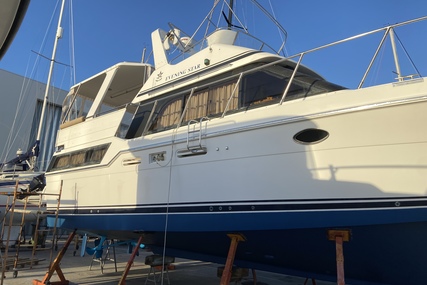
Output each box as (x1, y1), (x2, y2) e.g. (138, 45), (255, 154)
(293, 128), (329, 145)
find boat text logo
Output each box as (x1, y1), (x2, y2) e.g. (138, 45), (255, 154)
(155, 64), (201, 82)
(155, 72), (164, 82)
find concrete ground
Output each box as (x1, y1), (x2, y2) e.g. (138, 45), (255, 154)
(0, 238), (337, 285)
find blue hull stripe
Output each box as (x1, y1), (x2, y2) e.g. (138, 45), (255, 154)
(53, 196), (427, 215)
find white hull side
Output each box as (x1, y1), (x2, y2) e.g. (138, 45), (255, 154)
(46, 79), (427, 214)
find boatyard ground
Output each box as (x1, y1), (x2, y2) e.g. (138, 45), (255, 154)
(1, 238), (337, 285)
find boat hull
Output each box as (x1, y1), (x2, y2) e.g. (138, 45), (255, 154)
(49, 210), (427, 285)
(45, 79), (427, 285)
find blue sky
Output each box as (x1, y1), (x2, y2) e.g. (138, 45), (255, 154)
(1, 0), (427, 91)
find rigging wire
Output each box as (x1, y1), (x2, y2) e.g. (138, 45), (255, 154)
(68, 0), (76, 86)
(1, 0), (74, 169)
(394, 30), (422, 77)
(267, 0), (288, 56)
(1, 0), (61, 164)
(158, 122), (182, 285)
(370, 39), (387, 86)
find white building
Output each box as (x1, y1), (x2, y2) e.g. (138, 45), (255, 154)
(0, 69), (67, 171)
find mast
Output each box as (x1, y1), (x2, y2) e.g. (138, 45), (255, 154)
(34, 0), (66, 168)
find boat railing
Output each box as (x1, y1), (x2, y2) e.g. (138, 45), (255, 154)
(136, 16), (427, 128)
(287, 16), (426, 89)
(169, 27), (283, 65)
(171, 15), (426, 113)
(204, 27), (283, 54)
(219, 16), (427, 117)
(73, 16), (427, 138)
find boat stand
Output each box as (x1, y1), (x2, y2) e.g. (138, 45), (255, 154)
(88, 238), (117, 274)
(327, 229), (351, 285)
(118, 235), (144, 285)
(144, 254), (175, 285)
(220, 233), (246, 285)
(32, 229), (77, 285)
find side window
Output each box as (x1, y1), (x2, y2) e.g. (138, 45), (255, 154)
(184, 79), (238, 123)
(136, 78), (239, 135)
(124, 102), (155, 139)
(148, 96), (183, 133)
(241, 70), (287, 108)
(61, 82), (98, 125)
(208, 80), (238, 116)
(89, 147), (108, 163)
(70, 152), (86, 167)
(51, 155), (70, 170)
(47, 144), (110, 172)
(184, 89), (208, 122)
(241, 65), (346, 108)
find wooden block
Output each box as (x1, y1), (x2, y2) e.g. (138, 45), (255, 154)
(327, 229), (351, 242)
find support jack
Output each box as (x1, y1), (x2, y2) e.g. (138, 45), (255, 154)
(220, 233), (246, 285)
(32, 229), (77, 285)
(327, 229), (351, 285)
(118, 235), (144, 285)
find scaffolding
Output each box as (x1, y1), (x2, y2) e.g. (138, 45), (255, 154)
(0, 179), (62, 282)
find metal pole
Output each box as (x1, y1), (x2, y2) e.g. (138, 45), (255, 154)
(227, 0), (234, 29)
(389, 28), (403, 82)
(35, 0), (66, 143)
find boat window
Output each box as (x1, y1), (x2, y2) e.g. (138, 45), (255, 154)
(241, 65), (345, 109)
(1, 163), (27, 172)
(123, 77), (240, 137)
(123, 63), (344, 138)
(47, 143), (110, 172)
(70, 152), (86, 166)
(208, 80), (238, 116)
(184, 89), (209, 121)
(50, 155), (70, 170)
(147, 96), (184, 133)
(124, 102), (156, 139)
(97, 102), (116, 115)
(115, 104), (137, 139)
(183, 80), (238, 122)
(145, 79), (238, 134)
(88, 146), (108, 163)
(241, 69), (286, 108)
(61, 87), (94, 124)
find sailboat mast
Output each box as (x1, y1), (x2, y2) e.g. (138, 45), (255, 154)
(35, 0), (66, 142)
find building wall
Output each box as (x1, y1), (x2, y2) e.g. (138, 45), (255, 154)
(0, 69), (67, 170)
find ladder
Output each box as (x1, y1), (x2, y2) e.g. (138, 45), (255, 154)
(186, 117), (209, 152)
(0, 181), (50, 281)
(31, 180), (64, 268)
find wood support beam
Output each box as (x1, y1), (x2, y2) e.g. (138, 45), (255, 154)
(32, 229), (77, 285)
(118, 235), (144, 285)
(220, 233), (246, 285)
(328, 229), (351, 285)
